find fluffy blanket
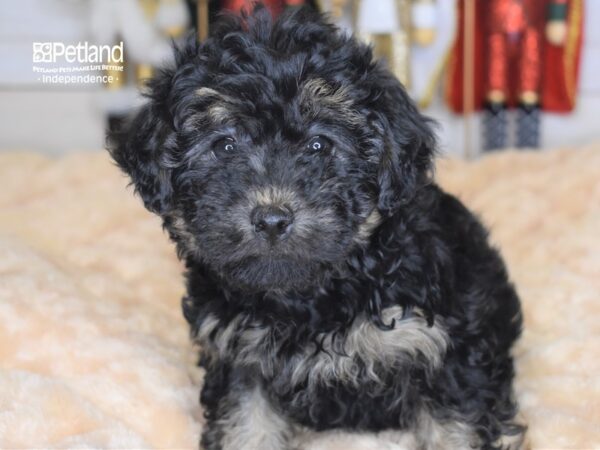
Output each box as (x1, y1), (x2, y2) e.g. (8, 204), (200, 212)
(0, 145), (599, 449)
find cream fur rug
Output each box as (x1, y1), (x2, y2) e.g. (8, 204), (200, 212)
(0, 145), (599, 449)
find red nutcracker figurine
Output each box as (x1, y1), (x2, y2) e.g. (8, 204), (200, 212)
(446, 0), (583, 151)
(222, 0), (306, 17)
(483, 0), (545, 150)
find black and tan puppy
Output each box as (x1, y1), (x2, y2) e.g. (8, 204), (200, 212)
(109, 6), (525, 449)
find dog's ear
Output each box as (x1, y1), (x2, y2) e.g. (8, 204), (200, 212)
(108, 102), (176, 215)
(372, 72), (437, 215)
(106, 33), (200, 215)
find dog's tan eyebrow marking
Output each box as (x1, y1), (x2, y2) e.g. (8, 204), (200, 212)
(207, 105), (232, 122)
(195, 87), (238, 122)
(300, 78), (348, 103)
(195, 87), (226, 99)
(299, 78), (361, 125)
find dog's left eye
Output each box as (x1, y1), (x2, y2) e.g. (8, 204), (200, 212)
(307, 136), (332, 153)
(213, 137), (237, 153)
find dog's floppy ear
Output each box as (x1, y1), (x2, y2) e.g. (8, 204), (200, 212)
(108, 102), (176, 215)
(373, 72), (437, 215)
(108, 100), (175, 214)
(107, 32), (217, 215)
(106, 31), (200, 216)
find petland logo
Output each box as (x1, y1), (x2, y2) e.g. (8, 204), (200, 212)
(32, 41), (124, 85)
(32, 42), (123, 64)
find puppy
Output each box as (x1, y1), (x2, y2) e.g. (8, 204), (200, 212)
(109, 6), (525, 450)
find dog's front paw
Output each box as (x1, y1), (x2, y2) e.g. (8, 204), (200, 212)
(297, 429), (415, 450)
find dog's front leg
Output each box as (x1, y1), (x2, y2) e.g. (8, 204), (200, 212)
(201, 379), (293, 450)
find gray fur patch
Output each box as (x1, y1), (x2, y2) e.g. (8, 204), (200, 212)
(414, 410), (481, 450)
(216, 387), (292, 450)
(293, 409), (481, 450)
(197, 306), (449, 389)
(355, 209), (382, 243)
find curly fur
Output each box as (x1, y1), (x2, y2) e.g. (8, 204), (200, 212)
(108, 5), (525, 449)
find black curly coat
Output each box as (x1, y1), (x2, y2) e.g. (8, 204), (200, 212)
(108, 6), (524, 450)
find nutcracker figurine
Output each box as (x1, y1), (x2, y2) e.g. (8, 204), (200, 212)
(355, 0), (412, 86)
(319, 0), (452, 105)
(542, 0), (583, 112)
(483, 0), (546, 150)
(90, 0), (189, 89)
(314, 0), (356, 33)
(222, 0), (306, 17)
(409, 0), (455, 108)
(446, 0), (583, 152)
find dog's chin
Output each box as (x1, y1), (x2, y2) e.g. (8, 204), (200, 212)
(221, 257), (322, 293)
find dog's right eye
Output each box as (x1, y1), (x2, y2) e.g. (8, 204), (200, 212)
(306, 136), (332, 153)
(213, 137), (237, 153)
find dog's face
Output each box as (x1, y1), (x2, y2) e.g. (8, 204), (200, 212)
(166, 78), (382, 291)
(109, 7), (435, 292)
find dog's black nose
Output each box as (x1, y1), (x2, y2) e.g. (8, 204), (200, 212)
(251, 205), (293, 242)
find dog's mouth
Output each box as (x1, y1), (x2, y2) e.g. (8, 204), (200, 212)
(221, 256), (323, 292)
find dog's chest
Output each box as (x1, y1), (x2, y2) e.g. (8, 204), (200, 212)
(197, 306), (449, 390)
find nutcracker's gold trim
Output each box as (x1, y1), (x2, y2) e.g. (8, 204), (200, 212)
(163, 25), (186, 38)
(105, 48), (126, 90)
(418, 3), (457, 109)
(137, 64), (154, 87)
(197, 0), (209, 41)
(139, 0), (160, 19)
(519, 90), (539, 105)
(315, 0), (323, 12)
(411, 0), (436, 46)
(462, 0), (476, 159)
(351, 0), (360, 29)
(105, 62), (125, 90)
(487, 89), (506, 104)
(395, 0), (412, 88)
(330, 0), (350, 19)
(354, 1), (412, 87)
(546, 20), (568, 45)
(563, 0), (582, 107)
